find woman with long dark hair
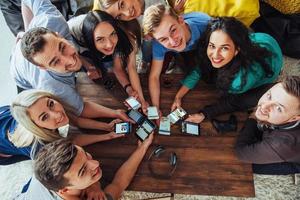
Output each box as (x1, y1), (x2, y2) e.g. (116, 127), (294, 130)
(68, 10), (149, 113)
(179, 17), (283, 123)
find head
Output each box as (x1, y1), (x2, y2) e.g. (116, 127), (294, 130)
(83, 10), (133, 67)
(11, 89), (70, 142)
(165, 0), (185, 14)
(21, 27), (82, 73)
(205, 17), (248, 68)
(34, 139), (101, 194)
(255, 76), (300, 125)
(97, 0), (145, 21)
(143, 4), (189, 52)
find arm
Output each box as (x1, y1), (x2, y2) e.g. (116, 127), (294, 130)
(71, 132), (124, 147)
(235, 118), (284, 164)
(104, 133), (153, 200)
(21, 1), (33, 30)
(113, 56), (131, 93)
(126, 52), (149, 113)
(149, 59), (164, 108)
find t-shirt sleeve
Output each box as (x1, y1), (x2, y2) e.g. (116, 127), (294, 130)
(42, 81), (84, 116)
(180, 66), (202, 89)
(152, 40), (167, 60)
(24, 0), (71, 40)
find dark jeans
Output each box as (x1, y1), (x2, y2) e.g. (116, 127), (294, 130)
(253, 162), (300, 175)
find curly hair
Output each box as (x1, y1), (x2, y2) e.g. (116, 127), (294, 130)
(199, 17), (274, 92)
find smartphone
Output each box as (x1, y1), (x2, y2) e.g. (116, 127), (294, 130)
(136, 127), (149, 141)
(125, 96), (141, 110)
(141, 120), (156, 133)
(159, 117), (171, 135)
(182, 121), (200, 135)
(168, 108), (187, 124)
(126, 109), (144, 124)
(147, 106), (159, 120)
(114, 122), (132, 134)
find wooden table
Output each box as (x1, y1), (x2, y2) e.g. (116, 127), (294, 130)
(76, 73), (255, 197)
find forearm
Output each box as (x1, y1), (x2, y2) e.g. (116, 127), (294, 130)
(113, 65), (130, 89)
(81, 101), (118, 119)
(115, 145), (147, 182)
(149, 76), (160, 108)
(128, 63), (145, 101)
(21, 1), (33, 30)
(71, 133), (114, 146)
(175, 85), (190, 101)
(73, 117), (109, 130)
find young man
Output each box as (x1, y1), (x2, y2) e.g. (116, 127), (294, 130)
(235, 76), (300, 175)
(10, 0), (131, 128)
(142, 4), (210, 114)
(16, 134), (153, 200)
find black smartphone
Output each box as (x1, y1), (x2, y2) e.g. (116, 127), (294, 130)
(182, 121), (200, 135)
(114, 122), (132, 134)
(136, 126), (149, 141)
(126, 109), (144, 124)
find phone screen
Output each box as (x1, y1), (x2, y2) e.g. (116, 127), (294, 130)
(128, 110), (143, 123)
(136, 127), (148, 141)
(115, 122), (131, 134)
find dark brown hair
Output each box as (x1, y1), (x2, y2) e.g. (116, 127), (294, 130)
(34, 139), (78, 191)
(21, 27), (56, 66)
(282, 76), (300, 108)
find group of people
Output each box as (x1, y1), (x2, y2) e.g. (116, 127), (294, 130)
(0, 0), (299, 199)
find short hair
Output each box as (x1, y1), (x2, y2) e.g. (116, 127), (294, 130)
(143, 3), (178, 36)
(21, 27), (56, 66)
(34, 139), (78, 191)
(282, 76), (300, 108)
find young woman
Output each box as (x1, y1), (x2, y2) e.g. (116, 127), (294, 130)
(0, 89), (125, 162)
(68, 10), (149, 113)
(177, 17), (283, 123)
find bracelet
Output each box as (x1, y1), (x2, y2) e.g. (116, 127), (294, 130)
(123, 83), (132, 93)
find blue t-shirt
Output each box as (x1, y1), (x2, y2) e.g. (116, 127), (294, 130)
(152, 12), (210, 60)
(10, 0), (84, 116)
(0, 106), (31, 157)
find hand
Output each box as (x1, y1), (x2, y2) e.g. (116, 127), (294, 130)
(126, 86), (138, 98)
(81, 182), (107, 200)
(171, 97), (182, 111)
(87, 66), (102, 80)
(116, 109), (135, 124)
(138, 132), (154, 149)
(141, 100), (149, 115)
(105, 119), (122, 131)
(185, 113), (205, 123)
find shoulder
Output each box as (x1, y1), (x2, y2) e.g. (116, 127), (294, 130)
(183, 12), (211, 24)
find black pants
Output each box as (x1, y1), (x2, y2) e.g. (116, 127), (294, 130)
(253, 162), (300, 175)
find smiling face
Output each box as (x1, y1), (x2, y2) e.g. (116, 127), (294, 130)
(62, 146), (102, 190)
(93, 22), (118, 55)
(33, 33), (82, 73)
(255, 83), (300, 125)
(152, 14), (188, 52)
(105, 0), (144, 21)
(28, 97), (69, 130)
(207, 30), (238, 68)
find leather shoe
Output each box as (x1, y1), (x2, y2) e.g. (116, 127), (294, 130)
(212, 114), (237, 133)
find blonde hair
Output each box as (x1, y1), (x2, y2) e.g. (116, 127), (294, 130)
(10, 89), (74, 146)
(143, 3), (178, 36)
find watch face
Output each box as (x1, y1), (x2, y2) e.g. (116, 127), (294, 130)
(136, 127), (148, 141)
(127, 110), (143, 123)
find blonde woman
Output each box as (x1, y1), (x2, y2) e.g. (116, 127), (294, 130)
(1, 89), (124, 161)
